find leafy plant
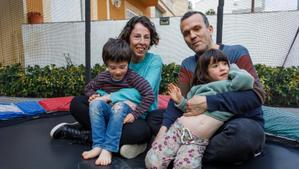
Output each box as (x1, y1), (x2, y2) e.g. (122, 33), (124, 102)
(206, 9), (216, 15)
(1, 63), (298, 107)
(160, 63), (180, 94)
(256, 64), (299, 107)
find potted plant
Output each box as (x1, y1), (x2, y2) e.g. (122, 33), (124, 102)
(27, 12), (43, 24)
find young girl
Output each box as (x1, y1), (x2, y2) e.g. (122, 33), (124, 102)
(145, 49), (255, 169)
(82, 38), (154, 166)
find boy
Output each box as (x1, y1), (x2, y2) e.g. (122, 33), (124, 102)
(82, 38), (154, 165)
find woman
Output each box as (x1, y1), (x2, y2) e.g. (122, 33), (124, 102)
(50, 16), (163, 159)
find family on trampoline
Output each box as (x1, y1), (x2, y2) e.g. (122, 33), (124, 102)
(50, 11), (265, 168)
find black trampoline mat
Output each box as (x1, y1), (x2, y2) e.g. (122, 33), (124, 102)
(1, 114), (299, 169)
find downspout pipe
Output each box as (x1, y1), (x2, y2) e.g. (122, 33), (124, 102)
(216, 0), (224, 44)
(85, 0), (91, 83)
(107, 0), (110, 19)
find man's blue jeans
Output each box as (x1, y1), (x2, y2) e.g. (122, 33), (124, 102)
(89, 100), (132, 152)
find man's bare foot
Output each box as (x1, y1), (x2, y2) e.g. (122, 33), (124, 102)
(95, 149), (112, 165)
(82, 147), (102, 160)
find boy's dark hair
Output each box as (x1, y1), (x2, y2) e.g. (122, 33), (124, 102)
(181, 11), (210, 27)
(102, 38), (133, 65)
(192, 49), (230, 85)
(118, 16), (159, 49)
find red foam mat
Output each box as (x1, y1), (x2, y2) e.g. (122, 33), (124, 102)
(38, 96), (73, 112)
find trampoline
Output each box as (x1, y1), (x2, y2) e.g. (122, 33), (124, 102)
(1, 2), (298, 168)
(1, 112), (299, 169)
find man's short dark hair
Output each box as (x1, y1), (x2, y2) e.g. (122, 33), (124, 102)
(102, 38), (133, 65)
(181, 11), (210, 27)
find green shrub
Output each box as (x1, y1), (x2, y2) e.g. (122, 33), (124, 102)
(0, 63), (298, 107)
(0, 64), (87, 98)
(255, 64), (299, 107)
(0, 63), (25, 96)
(160, 63), (180, 94)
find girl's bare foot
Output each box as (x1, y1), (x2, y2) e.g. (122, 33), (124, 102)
(82, 147), (102, 160)
(95, 149), (112, 165)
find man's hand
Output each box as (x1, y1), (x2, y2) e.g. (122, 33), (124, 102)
(167, 83), (183, 104)
(184, 95), (207, 116)
(123, 113), (135, 124)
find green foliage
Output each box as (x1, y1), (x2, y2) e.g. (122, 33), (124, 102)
(0, 64), (87, 97)
(91, 63), (107, 77)
(0, 63), (298, 107)
(0, 63), (24, 96)
(255, 64), (299, 107)
(206, 9), (216, 15)
(160, 63), (180, 94)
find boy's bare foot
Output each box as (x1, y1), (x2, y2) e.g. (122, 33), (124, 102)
(82, 147), (102, 160)
(95, 149), (112, 165)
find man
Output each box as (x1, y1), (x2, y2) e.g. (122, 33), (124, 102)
(155, 11), (266, 164)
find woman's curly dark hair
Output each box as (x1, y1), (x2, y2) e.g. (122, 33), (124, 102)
(118, 16), (159, 49)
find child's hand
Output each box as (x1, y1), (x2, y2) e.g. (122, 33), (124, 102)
(167, 83), (183, 104)
(88, 94), (100, 102)
(123, 113), (135, 124)
(123, 100), (137, 110)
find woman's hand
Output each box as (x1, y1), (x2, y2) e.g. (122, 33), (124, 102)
(184, 95), (207, 116)
(167, 83), (183, 104)
(123, 113), (135, 124)
(98, 94), (111, 103)
(88, 94), (100, 102)
(89, 94), (111, 103)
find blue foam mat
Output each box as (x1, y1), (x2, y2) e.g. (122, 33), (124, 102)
(0, 101), (45, 120)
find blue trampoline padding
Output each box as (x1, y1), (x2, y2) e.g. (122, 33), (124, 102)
(263, 106), (299, 141)
(0, 102), (25, 119)
(15, 101), (45, 115)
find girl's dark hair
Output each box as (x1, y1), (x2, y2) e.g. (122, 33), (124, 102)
(102, 38), (133, 65)
(118, 16), (159, 49)
(192, 49), (230, 85)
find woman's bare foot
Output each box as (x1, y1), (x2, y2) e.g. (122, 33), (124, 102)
(82, 147), (102, 160)
(95, 149), (112, 165)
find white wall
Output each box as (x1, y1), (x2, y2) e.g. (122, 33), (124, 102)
(193, 0), (263, 14)
(51, 0), (82, 22)
(22, 11), (299, 67)
(264, 0), (298, 11)
(221, 11), (299, 66)
(194, 0), (298, 13)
